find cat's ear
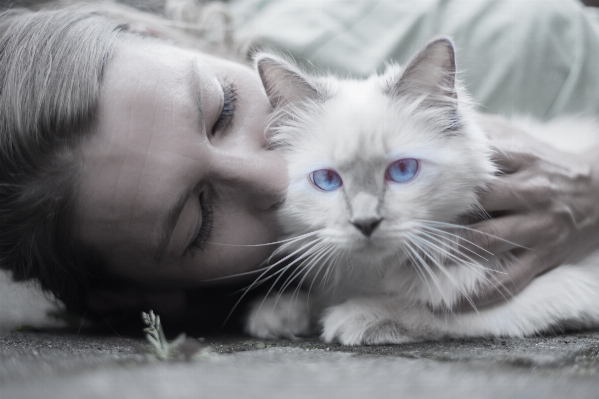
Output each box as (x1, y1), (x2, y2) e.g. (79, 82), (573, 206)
(254, 53), (319, 107)
(387, 37), (457, 104)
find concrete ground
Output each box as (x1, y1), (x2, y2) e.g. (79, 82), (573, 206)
(1, 272), (599, 399)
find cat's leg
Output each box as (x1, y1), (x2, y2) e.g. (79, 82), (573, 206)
(244, 291), (320, 340)
(441, 260), (599, 338)
(322, 259), (599, 344)
(320, 297), (424, 345)
(323, 253), (599, 345)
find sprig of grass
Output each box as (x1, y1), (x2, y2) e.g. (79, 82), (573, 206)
(141, 310), (186, 361)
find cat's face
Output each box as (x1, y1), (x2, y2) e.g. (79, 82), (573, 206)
(256, 39), (496, 263)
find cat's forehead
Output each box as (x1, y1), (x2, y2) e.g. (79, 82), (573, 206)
(329, 80), (388, 117)
(315, 80), (443, 165)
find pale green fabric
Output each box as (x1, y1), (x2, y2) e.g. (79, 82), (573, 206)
(230, 0), (599, 120)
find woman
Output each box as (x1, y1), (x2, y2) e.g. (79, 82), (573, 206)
(1, 0), (598, 328)
(0, 3), (289, 325)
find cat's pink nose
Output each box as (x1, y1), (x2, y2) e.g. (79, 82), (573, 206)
(351, 217), (382, 237)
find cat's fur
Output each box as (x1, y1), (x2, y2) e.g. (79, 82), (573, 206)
(244, 38), (599, 345)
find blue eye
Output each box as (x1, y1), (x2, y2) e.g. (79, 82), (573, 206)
(386, 158), (418, 183)
(310, 169), (342, 191)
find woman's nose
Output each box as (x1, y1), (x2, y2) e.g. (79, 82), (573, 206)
(212, 147), (288, 210)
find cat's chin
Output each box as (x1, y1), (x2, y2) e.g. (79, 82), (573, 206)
(334, 235), (374, 248)
(345, 238), (400, 261)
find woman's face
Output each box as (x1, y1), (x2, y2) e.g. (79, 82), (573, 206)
(77, 40), (287, 288)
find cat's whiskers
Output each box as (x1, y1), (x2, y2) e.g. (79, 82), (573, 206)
(385, 220), (494, 261)
(267, 231), (323, 263)
(290, 243), (337, 309)
(411, 232), (484, 273)
(414, 230), (504, 275)
(375, 263), (384, 279)
(248, 237), (324, 293)
(254, 240), (329, 318)
(206, 230), (321, 248)
(320, 247), (347, 293)
(416, 228), (490, 262)
(276, 242), (344, 325)
(407, 234), (478, 313)
(471, 200), (492, 221)
(416, 233), (508, 297)
(307, 245), (338, 303)
(276, 241), (329, 305)
(223, 236), (324, 324)
(385, 224), (493, 270)
(200, 231), (322, 283)
(415, 220), (529, 250)
(416, 224), (494, 257)
(485, 268), (515, 303)
(410, 231), (512, 308)
(391, 227), (510, 311)
(403, 246), (436, 301)
(284, 244), (340, 324)
(237, 239), (328, 322)
(403, 240), (447, 305)
(412, 221), (521, 306)
(309, 243), (341, 293)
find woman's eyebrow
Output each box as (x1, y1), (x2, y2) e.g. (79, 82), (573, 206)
(153, 185), (196, 263)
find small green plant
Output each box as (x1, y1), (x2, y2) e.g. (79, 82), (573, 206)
(141, 310), (186, 361)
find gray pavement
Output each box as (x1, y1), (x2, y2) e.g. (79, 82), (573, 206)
(1, 271), (599, 399)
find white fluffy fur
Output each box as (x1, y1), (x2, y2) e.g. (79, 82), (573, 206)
(245, 38), (599, 345)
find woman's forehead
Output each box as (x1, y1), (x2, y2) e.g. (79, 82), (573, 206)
(112, 40), (196, 76)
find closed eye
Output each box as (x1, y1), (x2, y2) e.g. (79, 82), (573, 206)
(212, 82), (237, 134)
(187, 192), (213, 257)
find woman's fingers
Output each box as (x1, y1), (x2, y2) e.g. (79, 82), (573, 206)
(458, 216), (536, 256)
(454, 115), (599, 314)
(477, 175), (522, 211)
(478, 115), (548, 175)
(489, 147), (525, 175)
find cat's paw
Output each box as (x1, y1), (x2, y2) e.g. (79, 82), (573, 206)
(321, 299), (415, 345)
(244, 292), (313, 340)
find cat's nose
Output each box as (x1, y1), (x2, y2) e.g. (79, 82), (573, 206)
(349, 192), (382, 237)
(351, 217), (383, 237)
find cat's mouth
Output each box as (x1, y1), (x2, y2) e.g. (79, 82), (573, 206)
(349, 232), (395, 253)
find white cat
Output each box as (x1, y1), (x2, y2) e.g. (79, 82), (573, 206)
(244, 38), (599, 345)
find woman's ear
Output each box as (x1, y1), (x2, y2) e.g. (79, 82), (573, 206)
(387, 37), (457, 103)
(254, 53), (319, 108)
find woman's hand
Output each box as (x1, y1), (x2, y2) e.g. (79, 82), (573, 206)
(457, 114), (599, 310)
